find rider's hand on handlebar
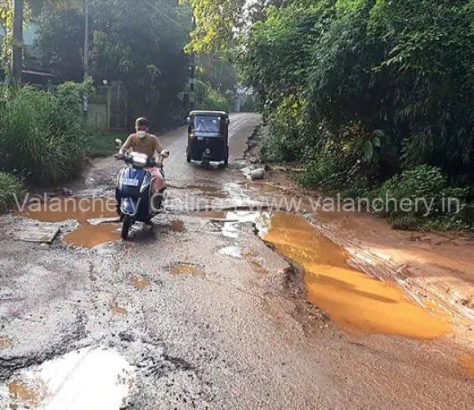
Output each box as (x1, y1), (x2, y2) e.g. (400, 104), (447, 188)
(115, 153), (125, 160)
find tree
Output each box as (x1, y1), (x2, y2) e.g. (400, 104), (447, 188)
(0, 0), (79, 82)
(186, 0), (246, 53)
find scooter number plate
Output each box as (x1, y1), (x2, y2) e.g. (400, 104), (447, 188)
(122, 178), (140, 187)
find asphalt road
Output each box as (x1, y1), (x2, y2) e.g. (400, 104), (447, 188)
(0, 113), (473, 409)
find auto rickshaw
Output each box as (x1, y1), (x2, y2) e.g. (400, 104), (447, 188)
(186, 111), (230, 167)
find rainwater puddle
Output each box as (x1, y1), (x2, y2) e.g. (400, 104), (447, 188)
(189, 184), (229, 199)
(194, 210), (227, 219)
(3, 347), (136, 410)
(0, 335), (13, 348)
(461, 354), (474, 376)
(131, 277), (151, 290)
(263, 213), (451, 339)
(112, 305), (128, 316)
(21, 197), (120, 248)
(170, 263), (202, 275)
(218, 246), (242, 259)
(169, 220), (186, 232)
(65, 222), (120, 248)
(222, 211), (267, 239)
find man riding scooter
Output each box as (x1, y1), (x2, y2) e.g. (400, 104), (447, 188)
(115, 117), (169, 238)
(118, 117), (168, 192)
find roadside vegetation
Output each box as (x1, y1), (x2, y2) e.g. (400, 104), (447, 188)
(0, 82), (89, 185)
(0, 1), (236, 213)
(80, 132), (125, 159)
(0, 171), (24, 214)
(189, 0), (474, 231)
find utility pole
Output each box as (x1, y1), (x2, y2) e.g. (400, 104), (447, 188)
(188, 12), (196, 112)
(11, 0), (24, 84)
(83, 0), (90, 112)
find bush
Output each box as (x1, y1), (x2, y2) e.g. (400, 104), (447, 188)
(241, 0), (474, 233)
(0, 172), (25, 214)
(298, 150), (349, 192)
(194, 80), (232, 112)
(80, 132), (126, 159)
(372, 165), (468, 231)
(261, 95), (310, 163)
(0, 83), (90, 185)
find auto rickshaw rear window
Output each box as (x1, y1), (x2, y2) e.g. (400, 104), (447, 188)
(194, 116), (221, 135)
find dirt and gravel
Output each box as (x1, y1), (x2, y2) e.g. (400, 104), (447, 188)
(0, 113), (473, 409)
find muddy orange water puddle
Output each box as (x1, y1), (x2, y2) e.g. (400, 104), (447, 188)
(131, 277), (151, 290)
(170, 220), (186, 232)
(0, 335), (13, 348)
(193, 210), (228, 219)
(461, 354), (474, 376)
(112, 305), (128, 316)
(264, 213), (451, 339)
(8, 379), (48, 407)
(170, 263), (202, 275)
(21, 197), (120, 248)
(64, 222), (121, 248)
(21, 197), (117, 222)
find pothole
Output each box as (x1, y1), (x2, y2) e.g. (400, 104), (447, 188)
(20, 197), (120, 248)
(263, 212), (451, 339)
(218, 246), (242, 259)
(170, 263), (203, 275)
(221, 211), (268, 239)
(193, 210), (227, 219)
(112, 305), (128, 316)
(169, 220), (186, 233)
(64, 222), (121, 248)
(0, 335), (13, 348)
(2, 347), (136, 410)
(189, 184), (229, 199)
(131, 276), (151, 290)
(461, 353), (474, 376)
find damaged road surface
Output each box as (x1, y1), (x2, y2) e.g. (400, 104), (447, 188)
(1, 113), (473, 409)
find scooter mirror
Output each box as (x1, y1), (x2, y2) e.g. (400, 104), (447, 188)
(115, 139), (123, 149)
(161, 150), (170, 158)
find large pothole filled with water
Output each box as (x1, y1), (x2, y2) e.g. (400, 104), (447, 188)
(20, 197), (122, 248)
(262, 212), (451, 339)
(1, 347), (136, 410)
(203, 209), (451, 339)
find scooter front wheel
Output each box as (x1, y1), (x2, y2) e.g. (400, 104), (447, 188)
(121, 215), (133, 240)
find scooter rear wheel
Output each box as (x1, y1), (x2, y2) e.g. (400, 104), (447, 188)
(121, 215), (132, 240)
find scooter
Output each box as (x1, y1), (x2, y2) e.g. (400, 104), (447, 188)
(115, 149), (169, 240)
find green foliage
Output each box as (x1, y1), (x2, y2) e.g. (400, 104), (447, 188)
(0, 82), (90, 184)
(196, 53), (238, 94)
(372, 165), (468, 230)
(186, 0), (246, 53)
(234, 0), (474, 230)
(33, 0), (191, 128)
(261, 95), (310, 163)
(194, 79), (231, 112)
(80, 132), (126, 159)
(0, 171), (24, 213)
(34, 6), (85, 82)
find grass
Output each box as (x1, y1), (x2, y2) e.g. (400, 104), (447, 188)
(80, 132), (128, 159)
(0, 172), (25, 214)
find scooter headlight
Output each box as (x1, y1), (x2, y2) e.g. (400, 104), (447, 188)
(130, 152), (148, 168)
